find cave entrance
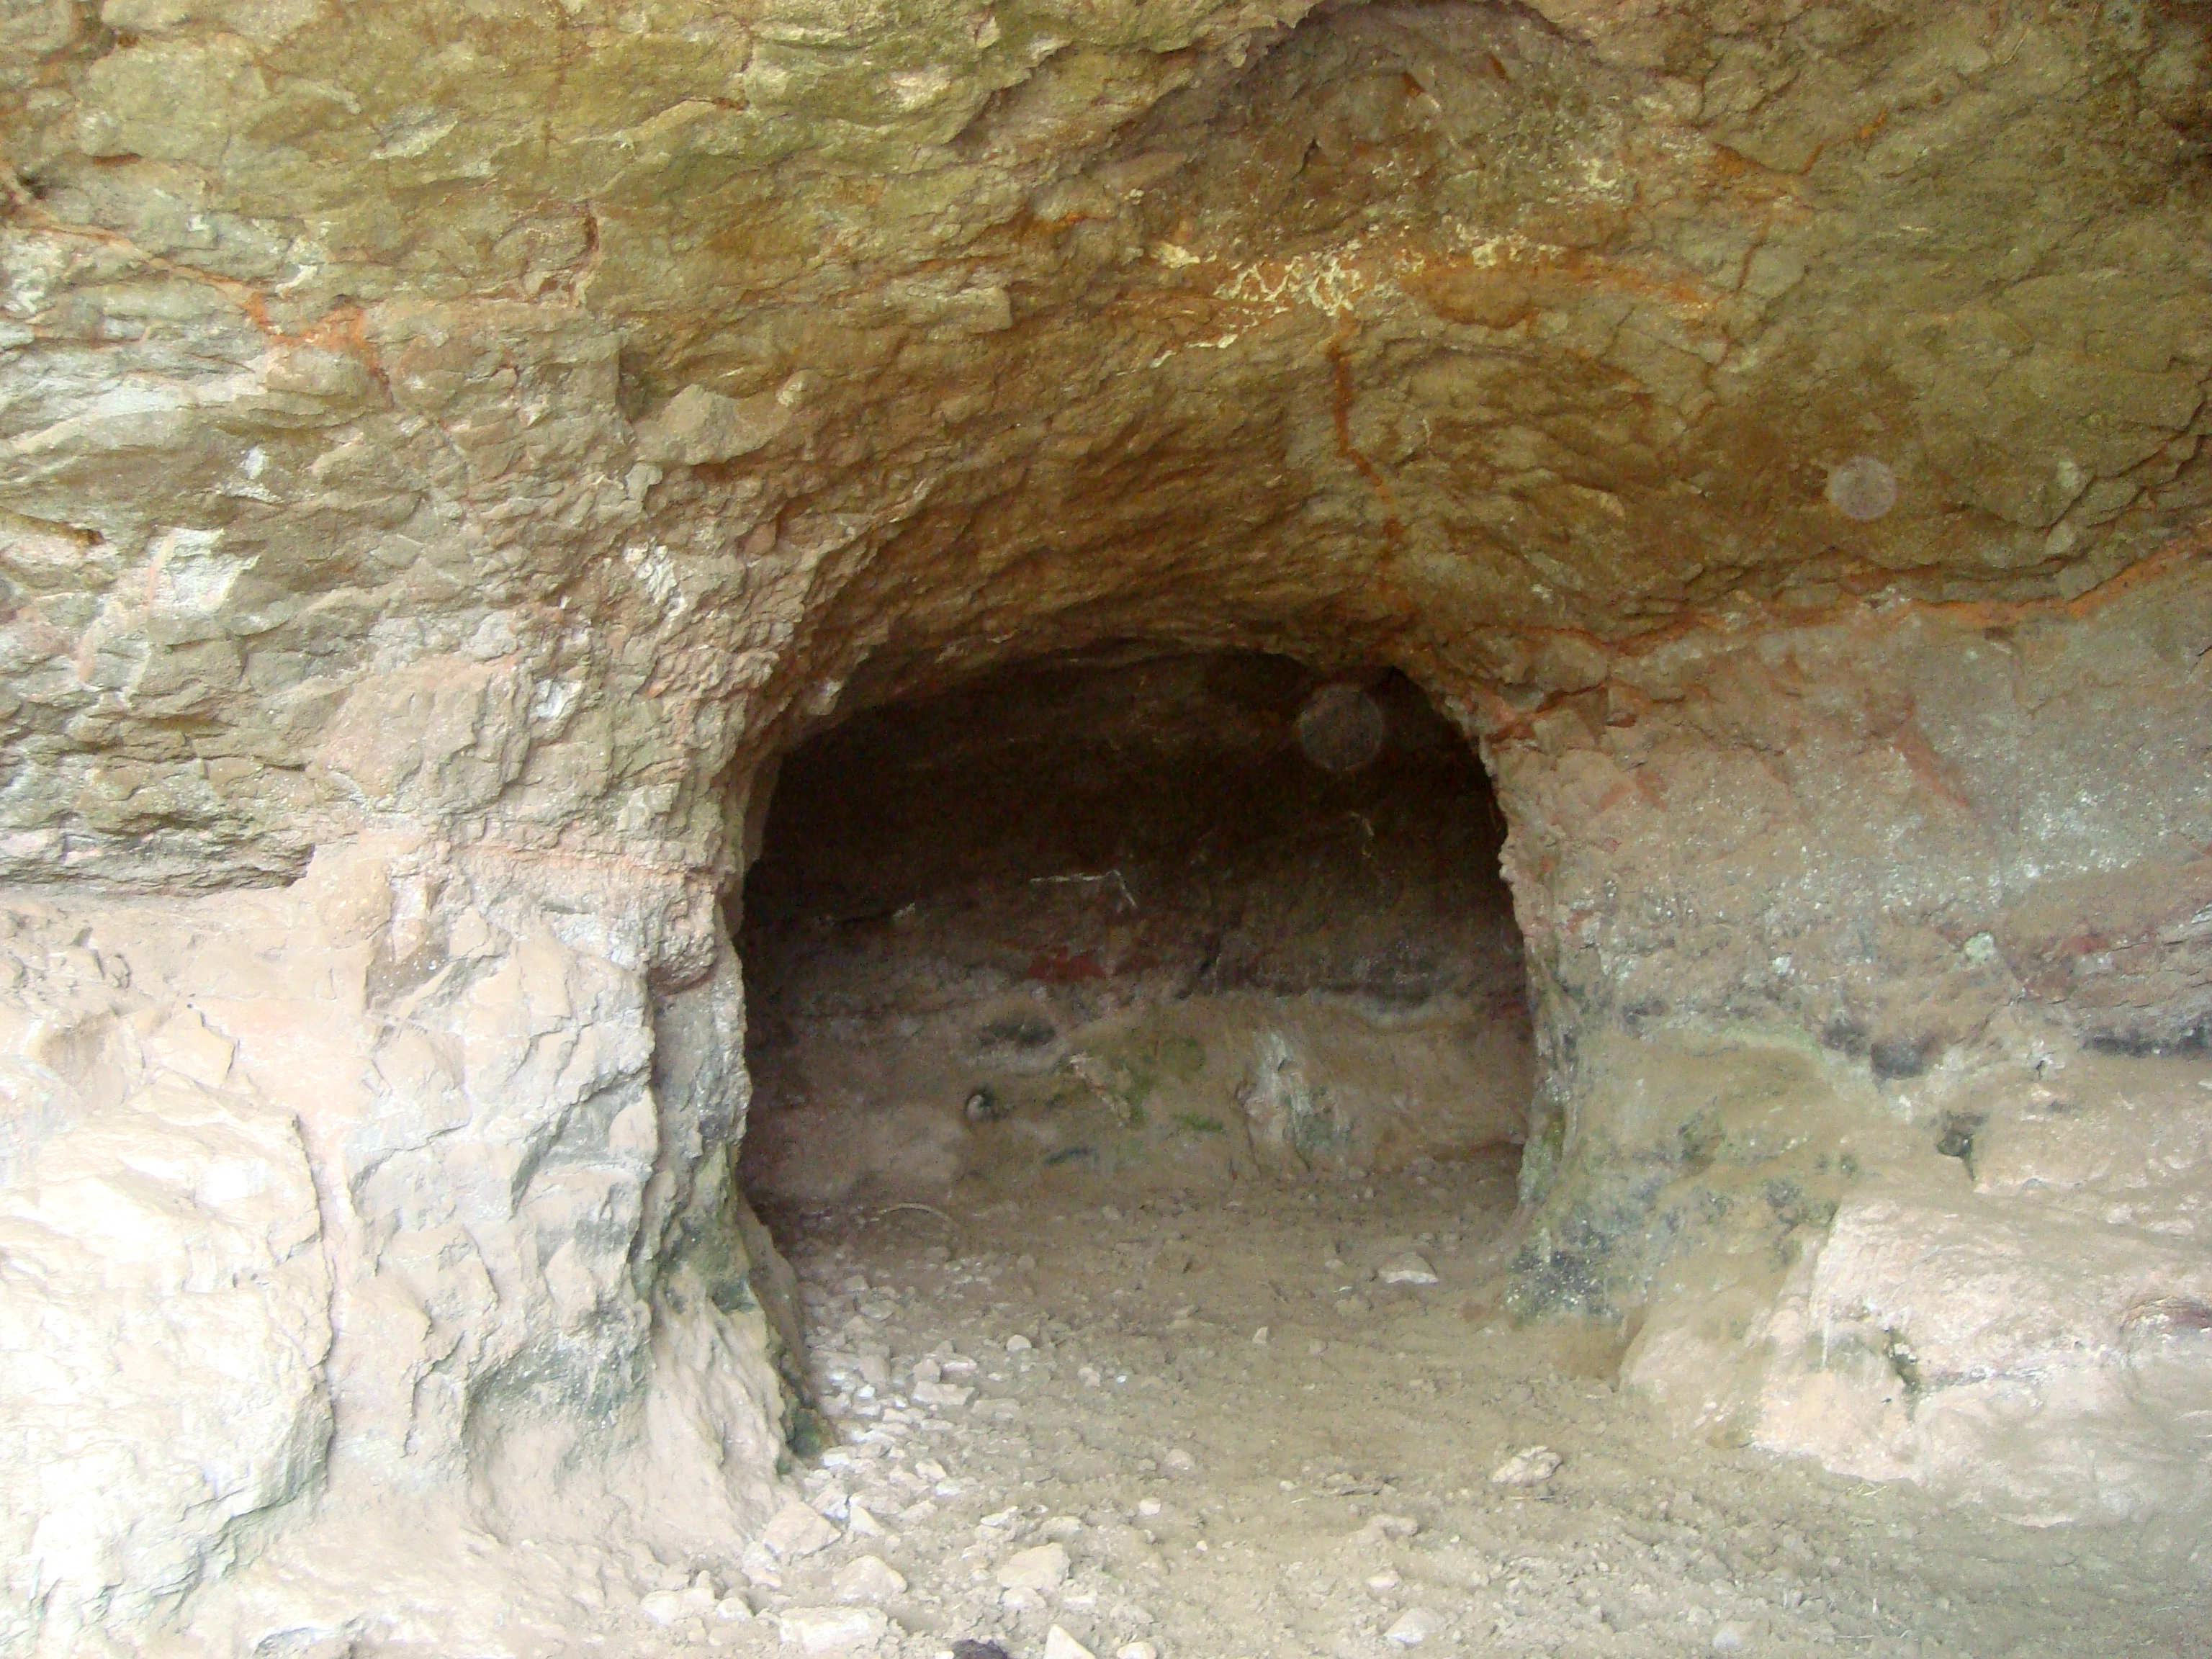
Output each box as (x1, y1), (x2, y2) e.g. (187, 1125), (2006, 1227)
(734, 647), (1533, 1214)
(718, 649), (1583, 1656)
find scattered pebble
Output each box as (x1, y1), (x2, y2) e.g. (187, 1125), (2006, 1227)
(1044, 1625), (1098, 1659)
(1385, 1607), (1444, 1647)
(1006, 1335), (1033, 1352)
(1355, 1514), (1419, 1544)
(763, 1498), (842, 1559)
(831, 1554), (907, 1604)
(1489, 1446), (1563, 1487)
(1713, 1618), (1762, 1651)
(776, 1605), (887, 1654)
(1114, 1644), (1159, 1659)
(1163, 1449), (1195, 1473)
(1375, 1252), (1439, 1285)
(996, 1542), (1071, 1591)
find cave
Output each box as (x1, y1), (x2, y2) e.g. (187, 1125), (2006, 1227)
(736, 650), (1533, 1211)
(4, 0), (2212, 1654)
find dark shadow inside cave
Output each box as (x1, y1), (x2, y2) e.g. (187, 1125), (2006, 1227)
(733, 647), (1533, 1215)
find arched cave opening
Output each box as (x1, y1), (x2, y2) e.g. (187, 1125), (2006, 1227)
(735, 647), (1532, 1215)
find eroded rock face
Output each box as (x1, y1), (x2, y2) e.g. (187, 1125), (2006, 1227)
(2, 0), (2211, 1643)
(0, 845), (796, 1651)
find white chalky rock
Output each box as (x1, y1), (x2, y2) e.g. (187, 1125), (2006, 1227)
(777, 1605), (887, 1653)
(1489, 1446), (1563, 1487)
(1163, 1448), (1196, 1473)
(640, 1589), (688, 1624)
(997, 1542), (1071, 1591)
(832, 1554), (908, 1604)
(1116, 1645), (1160, 1659)
(1044, 1625), (1098, 1659)
(1385, 1607), (1444, 1647)
(913, 1381), (974, 1408)
(1712, 1618), (1762, 1651)
(763, 1498), (842, 1559)
(1376, 1252), (1440, 1285)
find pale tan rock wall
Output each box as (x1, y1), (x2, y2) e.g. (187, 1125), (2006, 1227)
(0, 840), (793, 1653)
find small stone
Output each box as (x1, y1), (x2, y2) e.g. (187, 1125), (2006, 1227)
(1355, 1514), (1419, 1543)
(1005, 1334), (1033, 1352)
(996, 1542), (1070, 1591)
(763, 1498), (842, 1558)
(1115, 1645), (1159, 1659)
(715, 1594), (755, 1623)
(641, 1588), (688, 1624)
(1712, 1619), (1761, 1651)
(1375, 1253), (1439, 1286)
(739, 1541), (783, 1587)
(914, 1380), (974, 1408)
(1162, 1449), (1195, 1473)
(1385, 1608), (1442, 1647)
(847, 1501), (889, 1537)
(1488, 1446), (1563, 1487)
(1044, 1627), (1097, 1659)
(1366, 1570), (1402, 1591)
(682, 1572), (721, 1613)
(1251, 1326), (1269, 1346)
(776, 1605), (887, 1653)
(833, 1554), (908, 1604)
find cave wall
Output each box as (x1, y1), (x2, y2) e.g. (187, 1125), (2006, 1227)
(1, 0), (2210, 1645)
(1483, 549), (2212, 1523)
(1, 838), (796, 1653)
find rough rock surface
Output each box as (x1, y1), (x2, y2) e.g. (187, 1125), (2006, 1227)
(2, 0), (2211, 1646)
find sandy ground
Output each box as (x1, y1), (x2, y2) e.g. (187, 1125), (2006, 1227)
(652, 1156), (2209, 1659)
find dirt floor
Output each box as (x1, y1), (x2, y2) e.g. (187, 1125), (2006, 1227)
(634, 1158), (2212, 1659)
